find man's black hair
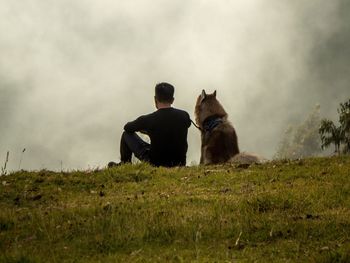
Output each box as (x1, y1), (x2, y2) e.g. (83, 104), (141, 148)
(155, 82), (174, 103)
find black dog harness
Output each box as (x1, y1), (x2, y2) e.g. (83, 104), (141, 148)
(203, 115), (223, 132)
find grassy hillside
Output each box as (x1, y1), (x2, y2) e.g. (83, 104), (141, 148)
(1, 157), (350, 262)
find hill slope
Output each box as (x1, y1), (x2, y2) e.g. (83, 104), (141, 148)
(1, 157), (350, 262)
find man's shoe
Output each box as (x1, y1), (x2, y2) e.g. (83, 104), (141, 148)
(108, 161), (121, 168)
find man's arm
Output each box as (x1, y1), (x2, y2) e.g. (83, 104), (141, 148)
(124, 115), (149, 134)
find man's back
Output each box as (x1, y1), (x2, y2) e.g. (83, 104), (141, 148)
(124, 107), (191, 167)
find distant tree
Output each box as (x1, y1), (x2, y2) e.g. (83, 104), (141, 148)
(319, 119), (343, 154)
(338, 99), (350, 153)
(319, 98), (350, 154)
(275, 126), (295, 159)
(275, 105), (322, 159)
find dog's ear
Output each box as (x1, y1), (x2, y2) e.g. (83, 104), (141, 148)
(213, 90), (217, 97)
(200, 90), (207, 103)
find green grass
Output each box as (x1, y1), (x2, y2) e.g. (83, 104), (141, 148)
(1, 156), (350, 262)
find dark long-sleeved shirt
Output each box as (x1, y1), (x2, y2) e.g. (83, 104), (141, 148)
(124, 107), (191, 167)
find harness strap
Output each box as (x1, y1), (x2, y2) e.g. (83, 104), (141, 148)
(191, 119), (202, 131)
(191, 116), (223, 132)
(203, 116), (223, 132)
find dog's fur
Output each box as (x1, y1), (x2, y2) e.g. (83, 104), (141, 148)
(195, 90), (239, 164)
(195, 90), (264, 165)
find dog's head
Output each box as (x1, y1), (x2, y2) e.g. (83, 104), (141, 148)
(195, 90), (227, 127)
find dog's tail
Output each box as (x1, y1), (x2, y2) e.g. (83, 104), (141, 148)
(230, 152), (267, 165)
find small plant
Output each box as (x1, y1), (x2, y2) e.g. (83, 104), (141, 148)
(1, 151), (9, 176)
(18, 148), (26, 170)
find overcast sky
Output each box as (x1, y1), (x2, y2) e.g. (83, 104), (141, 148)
(1, 0), (349, 170)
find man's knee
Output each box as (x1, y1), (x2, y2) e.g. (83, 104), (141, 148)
(121, 131), (136, 142)
(121, 131), (144, 150)
(121, 131), (150, 161)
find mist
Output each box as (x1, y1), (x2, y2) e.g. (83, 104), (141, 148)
(1, 0), (349, 170)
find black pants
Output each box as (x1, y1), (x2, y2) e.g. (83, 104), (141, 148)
(120, 132), (151, 163)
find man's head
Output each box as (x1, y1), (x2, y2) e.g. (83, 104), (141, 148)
(154, 82), (174, 109)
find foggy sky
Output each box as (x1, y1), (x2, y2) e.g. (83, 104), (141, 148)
(1, 0), (349, 171)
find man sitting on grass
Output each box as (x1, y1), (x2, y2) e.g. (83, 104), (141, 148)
(109, 82), (191, 167)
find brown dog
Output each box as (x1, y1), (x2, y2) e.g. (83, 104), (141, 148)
(195, 90), (239, 164)
(195, 90), (263, 165)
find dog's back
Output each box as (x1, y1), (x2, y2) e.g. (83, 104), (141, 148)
(202, 121), (239, 164)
